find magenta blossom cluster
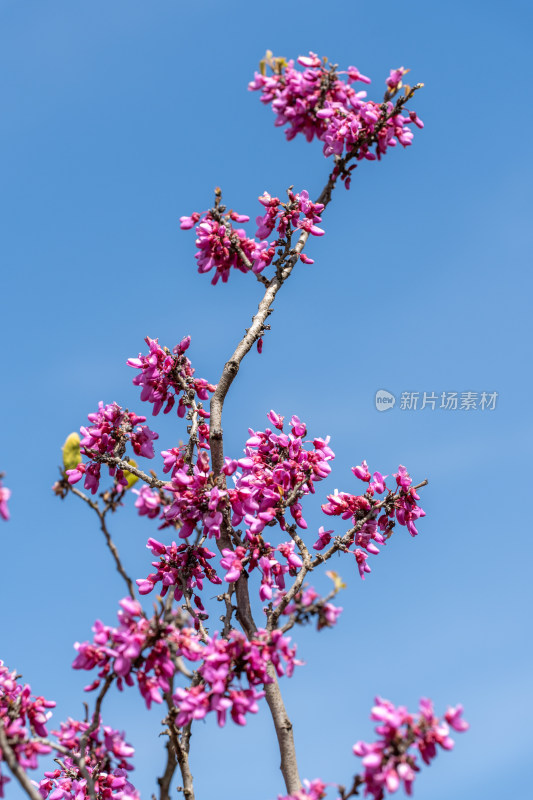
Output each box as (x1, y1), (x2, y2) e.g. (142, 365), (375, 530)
(0, 661), (55, 796)
(180, 188), (325, 283)
(37, 718), (138, 800)
(275, 585), (343, 631)
(180, 206), (273, 284)
(226, 411), (334, 535)
(352, 697), (469, 799)
(279, 779), (327, 800)
(137, 537), (222, 621)
(0, 480), (10, 521)
(73, 598), (202, 709)
(66, 402), (158, 495)
(37, 766), (138, 800)
(319, 462), (425, 579)
(129, 448), (226, 539)
(220, 539), (304, 603)
(255, 189), (325, 257)
(172, 628), (300, 728)
(127, 336), (215, 421)
(163, 450), (227, 540)
(73, 600), (299, 728)
(215, 412), (334, 598)
(249, 53), (423, 186)
(129, 413), (335, 605)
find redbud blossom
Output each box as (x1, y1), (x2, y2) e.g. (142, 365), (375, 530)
(0, 660), (55, 793)
(351, 697), (469, 799)
(278, 779), (327, 800)
(181, 190), (324, 283)
(0, 481), (10, 521)
(66, 402), (158, 495)
(321, 463), (425, 579)
(249, 53), (423, 177)
(128, 336), (215, 418)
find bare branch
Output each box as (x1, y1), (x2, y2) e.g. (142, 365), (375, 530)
(163, 689), (195, 800)
(263, 665), (302, 795)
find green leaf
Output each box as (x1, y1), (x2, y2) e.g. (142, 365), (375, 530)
(62, 433), (81, 471)
(123, 460), (140, 490)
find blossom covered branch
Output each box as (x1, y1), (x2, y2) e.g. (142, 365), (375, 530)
(0, 49), (469, 800)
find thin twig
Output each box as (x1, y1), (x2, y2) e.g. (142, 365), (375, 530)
(77, 673), (114, 797)
(85, 451), (166, 489)
(177, 578), (208, 642)
(69, 485), (139, 604)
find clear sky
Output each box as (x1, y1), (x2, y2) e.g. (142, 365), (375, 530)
(1, 1), (532, 799)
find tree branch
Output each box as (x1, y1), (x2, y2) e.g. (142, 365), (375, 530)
(0, 722), (44, 800)
(77, 673), (115, 798)
(311, 480), (428, 569)
(163, 689), (195, 800)
(85, 451), (166, 489)
(207, 87), (424, 797)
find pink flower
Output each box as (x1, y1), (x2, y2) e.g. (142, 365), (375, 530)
(67, 402), (157, 494)
(132, 486), (161, 519)
(220, 547), (246, 583)
(128, 336), (215, 417)
(386, 66), (409, 90)
(352, 461), (371, 481)
(353, 697), (468, 798)
(313, 526), (333, 550)
(0, 481), (11, 521)
(354, 549), (371, 579)
(445, 705), (470, 732)
(249, 54), (422, 180)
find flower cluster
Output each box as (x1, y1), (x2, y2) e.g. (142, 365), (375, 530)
(352, 697), (469, 799)
(249, 52), (423, 186)
(164, 450), (227, 540)
(0, 480), (10, 522)
(180, 188), (325, 283)
(0, 661), (55, 795)
(278, 779), (328, 800)
(136, 537), (222, 620)
(180, 205), (273, 284)
(37, 718), (138, 800)
(127, 336), (215, 421)
(220, 539), (303, 603)
(73, 600), (299, 728)
(66, 402), (158, 494)
(130, 448), (225, 541)
(72, 598), (203, 709)
(37, 766), (138, 800)
(172, 628), (300, 728)
(255, 189), (325, 250)
(319, 462), (425, 579)
(209, 412), (335, 598)
(226, 411), (334, 536)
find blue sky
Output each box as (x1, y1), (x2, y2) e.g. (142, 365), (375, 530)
(1, 1), (532, 799)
